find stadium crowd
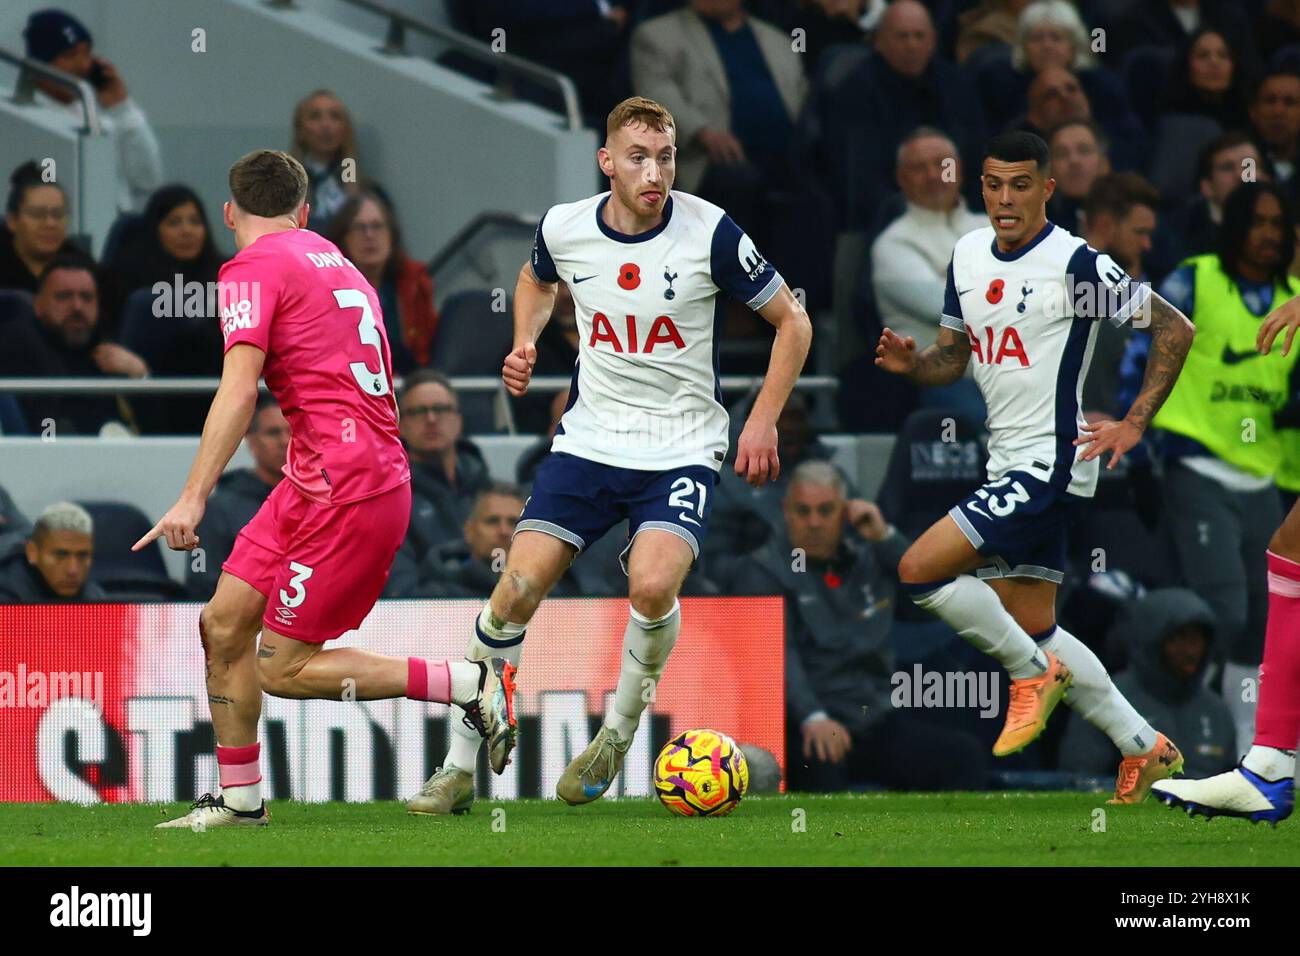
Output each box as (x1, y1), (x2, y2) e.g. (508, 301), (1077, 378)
(2, 0), (1297, 792)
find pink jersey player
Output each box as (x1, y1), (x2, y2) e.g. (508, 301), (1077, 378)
(140, 150), (515, 831)
(219, 229), (409, 505)
(217, 229), (411, 641)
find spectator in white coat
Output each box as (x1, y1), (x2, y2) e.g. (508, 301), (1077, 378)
(23, 9), (164, 213)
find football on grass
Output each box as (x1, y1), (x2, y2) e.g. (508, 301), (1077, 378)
(653, 729), (748, 817)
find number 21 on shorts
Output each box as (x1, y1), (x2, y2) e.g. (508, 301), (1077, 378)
(668, 476), (707, 528)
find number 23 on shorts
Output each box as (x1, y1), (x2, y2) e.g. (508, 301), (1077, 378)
(965, 476), (1031, 520)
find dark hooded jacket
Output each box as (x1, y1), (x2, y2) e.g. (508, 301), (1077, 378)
(1059, 588), (1237, 778)
(0, 558), (108, 603)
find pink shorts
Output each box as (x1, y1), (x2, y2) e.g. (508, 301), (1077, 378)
(223, 479), (411, 643)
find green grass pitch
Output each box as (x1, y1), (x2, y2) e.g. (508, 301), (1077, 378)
(2, 793), (1295, 866)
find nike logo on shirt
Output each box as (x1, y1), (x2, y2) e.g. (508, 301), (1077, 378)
(1221, 344), (1262, 365)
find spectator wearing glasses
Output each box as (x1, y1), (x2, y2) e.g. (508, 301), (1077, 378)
(0, 160), (94, 294)
(387, 370), (492, 596)
(186, 394), (289, 599)
(326, 191), (438, 374)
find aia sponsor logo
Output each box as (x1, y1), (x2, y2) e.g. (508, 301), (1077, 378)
(589, 312), (685, 353)
(966, 322), (1030, 366)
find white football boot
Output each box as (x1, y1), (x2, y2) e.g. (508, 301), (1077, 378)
(156, 793), (270, 830)
(1152, 765), (1294, 826)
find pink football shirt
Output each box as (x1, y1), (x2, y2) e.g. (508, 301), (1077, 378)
(217, 229), (410, 505)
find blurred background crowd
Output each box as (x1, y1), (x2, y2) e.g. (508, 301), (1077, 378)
(2, 0), (1297, 793)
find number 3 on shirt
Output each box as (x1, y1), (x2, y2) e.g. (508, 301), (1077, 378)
(334, 288), (390, 396)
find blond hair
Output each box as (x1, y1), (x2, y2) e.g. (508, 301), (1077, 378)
(606, 96), (675, 141)
(289, 89), (360, 168)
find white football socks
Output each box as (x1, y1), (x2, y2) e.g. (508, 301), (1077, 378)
(605, 601), (682, 741)
(1038, 626), (1156, 757)
(1242, 745), (1297, 781)
(445, 604), (526, 774)
(221, 783), (260, 812)
(908, 576), (1048, 679)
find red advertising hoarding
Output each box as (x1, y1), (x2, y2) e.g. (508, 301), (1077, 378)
(0, 598), (784, 803)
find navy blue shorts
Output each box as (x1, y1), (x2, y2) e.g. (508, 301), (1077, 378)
(947, 470), (1078, 583)
(516, 452), (718, 574)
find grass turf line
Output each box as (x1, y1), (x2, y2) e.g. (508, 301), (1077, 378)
(2, 793), (1296, 866)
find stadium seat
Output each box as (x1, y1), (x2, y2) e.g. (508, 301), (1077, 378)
(0, 395), (27, 435)
(75, 500), (189, 601)
(831, 230), (871, 361)
(834, 352), (919, 434)
(1146, 113), (1223, 202)
(429, 289), (516, 434)
(875, 407), (987, 542)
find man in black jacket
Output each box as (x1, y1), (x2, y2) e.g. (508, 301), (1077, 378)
(0, 501), (106, 603)
(0, 256), (147, 435)
(731, 460), (986, 791)
(186, 394), (288, 599)
(805, 0), (986, 228)
(704, 392), (847, 588)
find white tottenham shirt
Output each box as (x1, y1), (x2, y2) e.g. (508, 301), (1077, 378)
(941, 221), (1150, 497)
(531, 191), (783, 472)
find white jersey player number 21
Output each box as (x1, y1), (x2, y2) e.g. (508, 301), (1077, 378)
(668, 476), (707, 526)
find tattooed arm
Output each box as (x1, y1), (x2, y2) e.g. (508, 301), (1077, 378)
(1075, 292), (1194, 468)
(875, 325), (971, 386)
